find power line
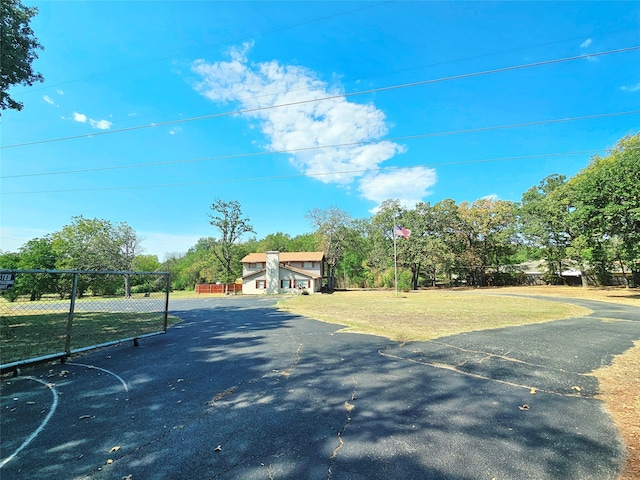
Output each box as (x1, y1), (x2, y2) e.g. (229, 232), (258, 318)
(18, 1), (394, 96)
(200, 27), (640, 110)
(3, 45), (639, 150)
(2, 109), (639, 179)
(2, 148), (628, 196)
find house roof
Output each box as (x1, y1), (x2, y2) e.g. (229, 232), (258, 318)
(283, 265), (323, 279)
(241, 268), (266, 280)
(241, 251), (325, 263)
(241, 265), (322, 280)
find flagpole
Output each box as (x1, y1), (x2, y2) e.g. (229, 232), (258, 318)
(393, 224), (398, 296)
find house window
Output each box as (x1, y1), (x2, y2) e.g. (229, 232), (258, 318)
(281, 279), (291, 288)
(295, 279), (310, 288)
(304, 261), (315, 269)
(255, 280), (266, 289)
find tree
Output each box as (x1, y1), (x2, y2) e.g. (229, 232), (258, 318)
(456, 198), (518, 286)
(17, 236), (57, 300)
(258, 232), (293, 252)
(568, 133), (640, 286)
(406, 202), (458, 288)
(131, 254), (162, 293)
(305, 206), (352, 292)
(209, 199), (254, 293)
(520, 175), (574, 284)
(289, 232), (321, 252)
(131, 255), (161, 273)
(1, 0), (44, 112)
(335, 218), (372, 288)
(368, 200), (409, 289)
(115, 223), (142, 298)
(51, 216), (141, 296)
(428, 199), (462, 286)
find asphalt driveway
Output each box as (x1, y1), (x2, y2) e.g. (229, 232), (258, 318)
(1, 294), (638, 479)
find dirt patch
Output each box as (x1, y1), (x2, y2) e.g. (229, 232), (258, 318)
(594, 341), (640, 480)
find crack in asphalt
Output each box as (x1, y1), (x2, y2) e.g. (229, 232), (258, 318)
(277, 343), (303, 378)
(379, 350), (584, 397)
(327, 376), (357, 479)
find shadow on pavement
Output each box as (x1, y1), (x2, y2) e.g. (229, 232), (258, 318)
(0, 297), (633, 479)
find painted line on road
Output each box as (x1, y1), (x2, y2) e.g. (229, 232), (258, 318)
(379, 350), (583, 397)
(0, 377), (59, 468)
(424, 339), (593, 377)
(67, 362), (129, 393)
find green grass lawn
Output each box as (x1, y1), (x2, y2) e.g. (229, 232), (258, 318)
(278, 289), (591, 342)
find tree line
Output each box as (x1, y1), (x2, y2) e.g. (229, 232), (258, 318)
(0, 216), (157, 300)
(2, 133), (638, 298)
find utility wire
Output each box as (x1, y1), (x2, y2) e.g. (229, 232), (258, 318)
(19, 1), (394, 96)
(2, 109), (639, 179)
(3, 45), (639, 150)
(3, 148), (633, 196)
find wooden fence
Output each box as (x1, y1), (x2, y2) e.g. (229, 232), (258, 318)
(195, 283), (242, 294)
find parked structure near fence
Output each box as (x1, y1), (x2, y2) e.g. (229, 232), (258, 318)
(194, 283), (241, 294)
(0, 269), (170, 374)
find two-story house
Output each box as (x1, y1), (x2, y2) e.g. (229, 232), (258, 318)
(241, 251), (325, 294)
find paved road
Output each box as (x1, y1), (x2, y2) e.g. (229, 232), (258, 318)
(1, 294), (638, 479)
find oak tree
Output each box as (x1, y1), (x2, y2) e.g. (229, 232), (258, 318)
(1, 0), (44, 112)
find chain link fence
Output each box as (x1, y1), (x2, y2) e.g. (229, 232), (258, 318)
(0, 270), (170, 373)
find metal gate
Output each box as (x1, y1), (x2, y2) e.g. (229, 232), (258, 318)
(0, 269), (170, 373)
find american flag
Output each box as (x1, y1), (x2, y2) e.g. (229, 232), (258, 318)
(394, 225), (411, 239)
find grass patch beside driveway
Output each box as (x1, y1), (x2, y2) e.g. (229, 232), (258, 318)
(594, 341), (640, 480)
(278, 289), (590, 342)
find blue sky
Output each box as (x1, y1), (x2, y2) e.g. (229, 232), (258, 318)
(2, 1), (639, 261)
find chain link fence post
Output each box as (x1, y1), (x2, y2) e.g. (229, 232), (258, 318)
(64, 272), (79, 358)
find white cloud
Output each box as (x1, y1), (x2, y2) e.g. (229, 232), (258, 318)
(89, 118), (112, 130)
(169, 126), (182, 135)
(580, 38), (592, 48)
(73, 111), (87, 123)
(56, 89), (64, 95)
(67, 111), (112, 129)
(358, 167), (437, 211)
(621, 83), (640, 93)
(43, 95), (55, 105)
(192, 42), (407, 186)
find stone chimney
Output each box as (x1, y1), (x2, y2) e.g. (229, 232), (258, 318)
(265, 251), (280, 294)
